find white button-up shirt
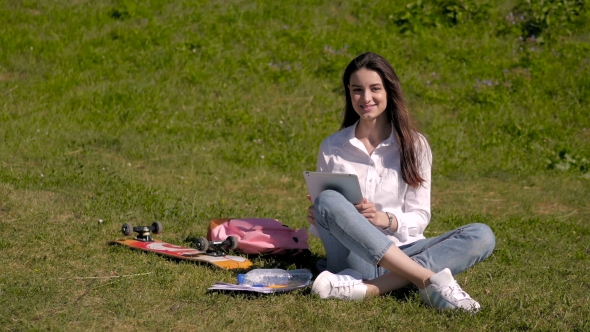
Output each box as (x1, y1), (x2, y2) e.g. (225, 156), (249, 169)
(314, 122), (432, 246)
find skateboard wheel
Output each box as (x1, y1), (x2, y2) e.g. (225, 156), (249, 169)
(226, 236), (238, 250)
(121, 223), (133, 236)
(152, 222), (163, 234)
(194, 237), (209, 252)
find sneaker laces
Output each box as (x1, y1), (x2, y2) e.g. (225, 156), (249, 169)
(442, 281), (470, 299)
(329, 277), (363, 299)
(440, 281), (479, 310)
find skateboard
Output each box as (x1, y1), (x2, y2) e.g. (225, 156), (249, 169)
(110, 222), (253, 270)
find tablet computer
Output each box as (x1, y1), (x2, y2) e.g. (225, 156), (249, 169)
(303, 171), (363, 204)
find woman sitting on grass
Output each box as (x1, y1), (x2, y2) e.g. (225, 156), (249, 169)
(307, 52), (495, 312)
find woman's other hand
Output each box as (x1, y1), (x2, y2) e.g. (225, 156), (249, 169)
(355, 198), (388, 229)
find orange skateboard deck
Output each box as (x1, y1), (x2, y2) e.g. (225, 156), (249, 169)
(110, 238), (253, 270)
(110, 222), (252, 270)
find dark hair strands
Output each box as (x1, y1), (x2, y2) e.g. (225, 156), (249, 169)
(341, 52), (426, 188)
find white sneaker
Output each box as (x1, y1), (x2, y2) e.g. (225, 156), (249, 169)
(419, 268), (481, 313)
(311, 270), (367, 300)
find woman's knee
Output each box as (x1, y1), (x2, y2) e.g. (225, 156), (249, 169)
(313, 190), (346, 229)
(314, 189), (347, 208)
(466, 223), (496, 257)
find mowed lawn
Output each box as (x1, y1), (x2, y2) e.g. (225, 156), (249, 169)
(1, 0), (589, 331)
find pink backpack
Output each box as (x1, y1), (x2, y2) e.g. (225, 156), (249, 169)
(207, 218), (310, 255)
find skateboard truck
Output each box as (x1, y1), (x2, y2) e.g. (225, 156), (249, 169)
(121, 222), (163, 242)
(189, 236), (239, 257)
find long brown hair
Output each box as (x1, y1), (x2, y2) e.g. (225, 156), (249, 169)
(341, 52), (426, 187)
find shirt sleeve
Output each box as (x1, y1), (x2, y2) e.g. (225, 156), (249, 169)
(389, 137), (432, 242)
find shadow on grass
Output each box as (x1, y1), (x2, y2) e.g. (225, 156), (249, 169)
(385, 285), (419, 303)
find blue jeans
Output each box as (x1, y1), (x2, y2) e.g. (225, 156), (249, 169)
(314, 190), (496, 280)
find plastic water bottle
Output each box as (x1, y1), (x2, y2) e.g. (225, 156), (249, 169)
(237, 268), (313, 287)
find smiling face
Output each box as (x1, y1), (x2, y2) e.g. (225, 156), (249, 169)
(348, 68), (388, 123)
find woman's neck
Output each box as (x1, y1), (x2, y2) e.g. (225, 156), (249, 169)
(355, 116), (392, 148)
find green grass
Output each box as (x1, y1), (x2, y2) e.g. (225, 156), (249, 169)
(1, 0), (589, 330)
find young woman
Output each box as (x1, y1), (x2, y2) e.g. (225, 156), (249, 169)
(308, 52), (495, 312)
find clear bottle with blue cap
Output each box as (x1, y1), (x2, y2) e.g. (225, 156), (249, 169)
(237, 268), (313, 287)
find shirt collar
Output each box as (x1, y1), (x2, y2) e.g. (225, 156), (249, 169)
(344, 121), (398, 147)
